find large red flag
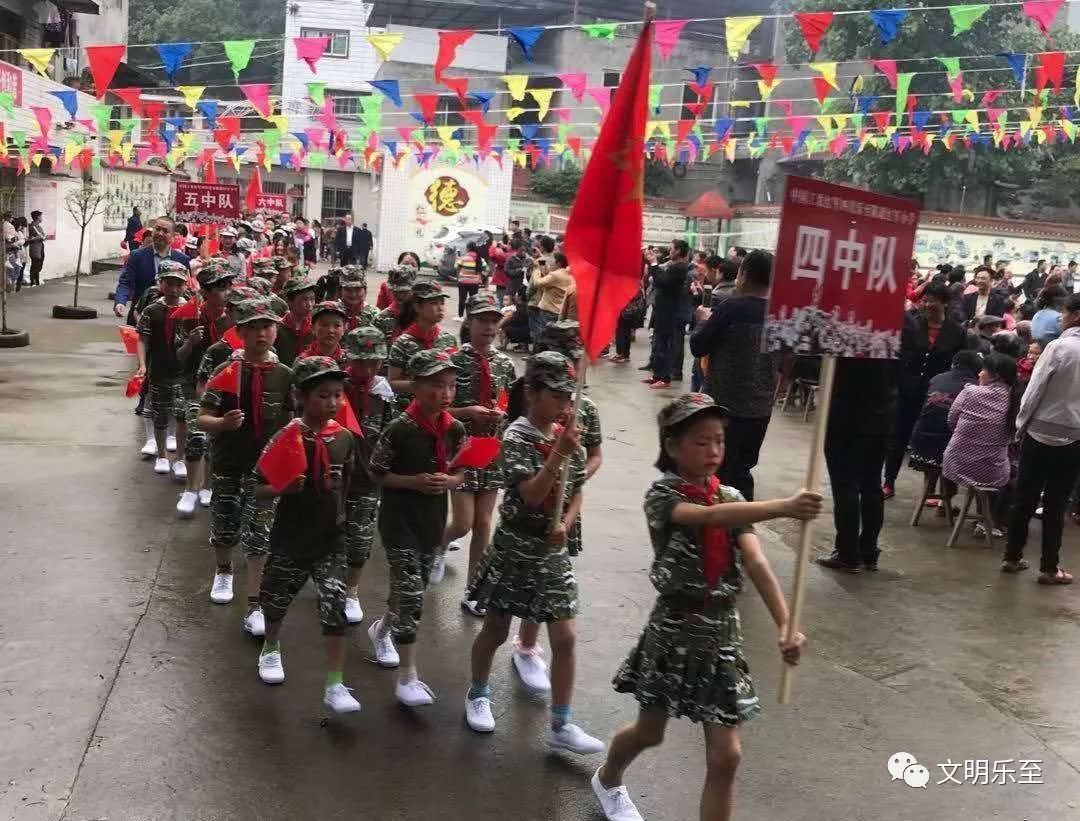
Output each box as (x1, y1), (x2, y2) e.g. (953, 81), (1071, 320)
(564, 16), (652, 362)
(245, 166), (263, 211)
(205, 360), (241, 394)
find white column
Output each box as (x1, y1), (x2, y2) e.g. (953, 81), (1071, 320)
(305, 168), (324, 223)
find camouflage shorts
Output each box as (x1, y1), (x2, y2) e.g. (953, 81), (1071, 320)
(259, 551), (347, 636)
(142, 380), (184, 430)
(383, 541), (436, 645)
(209, 472), (275, 556)
(345, 494), (379, 569)
(182, 396), (208, 462)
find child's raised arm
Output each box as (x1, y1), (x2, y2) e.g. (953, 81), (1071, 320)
(669, 490), (823, 530)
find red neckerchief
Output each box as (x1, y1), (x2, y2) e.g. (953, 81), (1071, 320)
(244, 361), (277, 440)
(346, 365), (372, 420)
(473, 347), (493, 407)
(282, 311), (312, 340)
(163, 301), (183, 348)
(300, 341), (343, 361)
(405, 400), (454, 472)
(201, 306), (224, 344)
(402, 323), (440, 350)
(675, 476), (731, 587)
(306, 420), (344, 490)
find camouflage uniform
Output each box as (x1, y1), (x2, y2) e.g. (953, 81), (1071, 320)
(612, 394), (759, 727)
(369, 350), (466, 644)
(467, 354), (585, 622)
(294, 301), (350, 367)
(340, 266), (380, 331)
(374, 266), (419, 346)
(136, 262), (190, 432)
(342, 327), (395, 570)
(257, 358), (354, 636)
(274, 276), (317, 366)
(387, 281), (458, 411)
(200, 298), (292, 557)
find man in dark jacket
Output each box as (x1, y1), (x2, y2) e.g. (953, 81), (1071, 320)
(962, 269), (1008, 323)
(644, 239), (693, 389)
(356, 222), (373, 268)
(123, 206), (142, 247)
(504, 239), (532, 296)
(1016, 259), (1047, 302)
(336, 215), (365, 265)
(114, 216), (190, 324)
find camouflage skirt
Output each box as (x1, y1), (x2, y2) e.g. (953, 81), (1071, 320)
(466, 528), (577, 623)
(455, 464), (505, 493)
(613, 597), (760, 726)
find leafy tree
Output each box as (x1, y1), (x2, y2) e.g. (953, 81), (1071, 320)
(64, 181), (112, 308)
(530, 159), (673, 204)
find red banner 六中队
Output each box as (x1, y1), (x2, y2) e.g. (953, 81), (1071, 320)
(765, 176), (921, 359)
(252, 193), (287, 212)
(175, 182), (241, 224)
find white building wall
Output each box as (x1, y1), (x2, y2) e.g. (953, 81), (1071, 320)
(388, 25), (506, 72)
(75, 0), (128, 47)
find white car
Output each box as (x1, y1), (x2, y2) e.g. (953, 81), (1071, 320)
(424, 224), (503, 268)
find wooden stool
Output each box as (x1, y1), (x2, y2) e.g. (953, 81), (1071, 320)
(910, 471), (954, 528)
(946, 485), (998, 548)
(801, 382), (819, 422)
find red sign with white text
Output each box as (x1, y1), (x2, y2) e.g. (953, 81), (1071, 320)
(765, 176), (920, 359)
(253, 193), (287, 212)
(0, 62), (23, 106)
(175, 182), (241, 224)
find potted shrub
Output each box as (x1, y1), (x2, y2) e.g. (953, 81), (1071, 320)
(53, 179), (110, 320)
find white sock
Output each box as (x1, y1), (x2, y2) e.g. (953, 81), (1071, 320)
(143, 417), (154, 439)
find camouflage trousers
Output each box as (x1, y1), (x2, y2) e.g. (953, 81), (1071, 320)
(142, 379), (184, 431)
(182, 393), (208, 463)
(209, 471), (276, 556)
(383, 542), (436, 645)
(345, 494), (379, 569)
(259, 551), (347, 636)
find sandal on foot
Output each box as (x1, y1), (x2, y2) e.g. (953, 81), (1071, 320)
(1001, 560), (1029, 573)
(1038, 569), (1074, 585)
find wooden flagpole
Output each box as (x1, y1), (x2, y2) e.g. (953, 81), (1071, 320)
(778, 353), (837, 704)
(548, 357), (587, 534)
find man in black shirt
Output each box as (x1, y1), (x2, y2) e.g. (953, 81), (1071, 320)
(643, 239), (693, 389)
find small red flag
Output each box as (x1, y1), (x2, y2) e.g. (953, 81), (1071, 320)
(564, 16), (653, 361)
(223, 326), (242, 350)
(118, 325), (138, 354)
(449, 436), (501, 470)
(244, 166), (263, 211)
(205, 360), (241, 394)
(257, 421), (307, 492)
(124, 373), (144, 398)
(496, 390), (509, 412)
(171, 300), (198, 320)
(335, 396), (364, 437)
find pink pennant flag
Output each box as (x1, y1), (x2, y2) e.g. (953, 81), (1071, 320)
(336, 148), (352, 168)
(871, 59), (898, 89)
(317, 100), (338, 131)
(558, 72), (587, 102)
(397, 125), (419, 145)
(1023, 0), (1064, 37)
(587, 86), (612, 116)
(290, 151), (304, 171)
(241, 83), (271, 117)
(949, 74), (964, 103)
(654, 20), (688, 60)
(305, 127), (325, 149)
(553, 108), (571, 122)
(76, 118), (96, 133)
(30, 106), (51, 137)
(136, 145), (153, 166)
(293, 36), (330, 73)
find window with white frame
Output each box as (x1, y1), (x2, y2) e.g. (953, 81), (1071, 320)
(322, 186), (352, 222)
(300, 28), (349, 58)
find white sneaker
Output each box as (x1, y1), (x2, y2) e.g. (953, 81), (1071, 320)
(448, 535), (468, 552)
(140, 438), (157, 458)
(176, 491), (197, 518)
(166, 434), (177, 452)
(465, 692), (495, 733)
(461, 599), (486, 617)
(210, 572), (234, 604)
(154, 457), (170, 474)
(396, 678), (435, 707)
(345, 597), (364, 624)
(258, 650), (285, 684)
(550, 723), (606, 755)
(592, 769), (644, 821)
(171, 460), (187, 481)
(324, 683), (361, 713)
(429, 552), (447, 585)
(512, 642), (552, 694)
(198, 488), (212, 507)
(243, 609), (266, 637)
(367, 618), (399, 667)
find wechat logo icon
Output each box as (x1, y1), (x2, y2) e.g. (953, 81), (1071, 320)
(888, 752), (930, 788)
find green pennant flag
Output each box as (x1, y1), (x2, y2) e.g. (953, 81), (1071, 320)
(11, 130), (26, 151)
(805, 137), (824, 155)
(120, 117), (138, 134)
(949, 4), (990, 35)
(507, 137), (521, 153)
(307, 82), (326, 107)
(557, 123), (570, 142)
(649, 84), (663, 112)
(820, 96), (837, 113)
(850, 113), (864, 131)
(754, 116), (768, 134)
(92, 155), (101, 170)
(223, 40), (256, 80)
(360, 95), (383, 130)
(581, 22), (617, 40)
(260, 128), (280, 156)
(665, 138), (676, 157)
(937, 56), (961, 80)
(951, 109), (971, 126)
(896, 72), (914, 114)
(307, 150), (327, 167)
(90, 103), (111, 134)
(0, 92), (12, 118)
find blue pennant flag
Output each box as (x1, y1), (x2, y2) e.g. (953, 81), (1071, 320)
(536, 137), (552, 155)
(156, 42), (193, 84)
(48, 89), (78, 119)
(870, 9), (907, 45)
(508, 26), (544, 61)
(1061, 105), (1073, 121)
(855, 95), (879, 114)
(519, 123), (539, 143)
(686, 66), (712, 87)
(384, 140), (397, 157)
(196, 100), (218, 128)
(714, 117), (734, 140)
(1000, 53), (1027, 84)
(164, 116), (186, 131)
(793, 130), (809, 155)
(469, 91), (495, 114)
(291, 132), (310, 152)
(49, 145), (62, 160)
(912, 110), (930, 130)
(280, 152), (293, 167)
(233, 145), (247, 158)
(161, 125), (177, 153)
(370, 80), (402, 108)
(890, 131), (901, 149)
(409, 111), (427, 125)
(940, 121), (953, 137)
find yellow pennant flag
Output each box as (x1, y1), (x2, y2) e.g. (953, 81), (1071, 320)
(1018, 120), (1033, 138)
(725, 16), (762, 59)
(1026, 106), (1043, 126)
(730, 100), (752, 109)
(32, 153), (44, 167)
(530, 88), (554, 121)
(176, 132), (194, 152)
(266, 114), (289, 134)
(884, 126), (897, 139)
(817, 116), (834, 137)
(19, 48), (55, 77)
(107, 129), (125, 152)
(757, 79), (782, 99)
(120, 142), (134, 163)
(506, 107), (526, 121)
(176, 85), (205, 109)
(810, 62), (838, 90)
(515, 150), (527, 168)
(832, 114), (849, 131)
(229, 152), (241, 172)
(1075, 66), (1080, 108)
(367, 32), (403, 62)
(503, 75), (528, 101)
(1035, 128), (1048, 144)
(724, 138), (737, 163)
(436, 125), (460, 150)
(0, 137), (7, 156)
(964, 110), (980, 130)
(63, 139), (82, 165)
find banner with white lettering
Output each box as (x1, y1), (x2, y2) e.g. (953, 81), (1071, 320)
(766, 176), (920, 359)
(174, 182), (241, 225)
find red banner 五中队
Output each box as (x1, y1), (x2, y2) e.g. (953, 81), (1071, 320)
(174, 182), (241, 225)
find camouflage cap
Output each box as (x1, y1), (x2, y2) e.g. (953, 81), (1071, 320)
(282, 276), (317, 299)
(250, 258), (277, 276)
(341, 265), (367, 289)
(525, 351), (577, 394)
(387, 265), (418, 292)
(272, 255), (292, 270)
(156, 259), (189, 282)
(539, 319), (585, 360)
(269, 294), (289, 316)
(657, 393), (729, 432)
(248, 276), (273, 296)
(407, 349), (460, 379)
(413, 281), (449, 302)
(232, 296), (283, 326)
(466, 291), (503, 316)
(227, 285), (260, 307)
(196, 258), (236, 288)
(342, 326), (387, 360)
(311, 300), (348, 321)
(292, 355), (346, 389)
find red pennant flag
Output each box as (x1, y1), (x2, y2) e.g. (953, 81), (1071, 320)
(125, 373), (144, 398)
(564, 15), (652, 362)
(293, 36), (330, 73)
(476, 122), (498, 154)
(675, 118), (695, 148)
(653, 20), (688, 60)
(1023, 0), (1064, 37)
(223, 326), (242, 350)
(335, 396), (364, 437)
(1038, 51), (1065, 93)
(112, 87), (143, 115)
(794, 12), (833, 54)
(441, 76), (469, 105)
(751, 62), (778, 86)
(203, 157), (217, 184)
(143, 100), (163, 131)
(449, 436), (501, 470)
(119, 325), (139, 354)
(873, 111), (893, 132)
(257, 421), (308, 492)
(415, 93), (439, 124)
(567, 135), (582, 157)
(241, 83), (271, 117)
(85, 44), (125, 99)
(435, 30), (474, 81)
(205, 360), (241, 394)
(244, 166), (263, 211)
(812, 76), (832, 106)
(871, 59), (898, 89)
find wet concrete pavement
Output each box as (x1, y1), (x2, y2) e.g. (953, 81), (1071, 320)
(3, 271), (1080, 821)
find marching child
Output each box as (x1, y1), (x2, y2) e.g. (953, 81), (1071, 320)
(136, 260), (190, 477)
(253, 356), (361, 714)
(340, 326), (395, 623)
(464, 352), (604, 756)
(368, 350), (466, 707)
(441, 292), (517, 610)
(198, 297), (293, 630)
(386, 281), (458, 410)
(296, 301), (348, 365)
(274, 276), (317, 366)
(340, 266), (379, 331)
(194, 287), (259, 389)
(591, 393), (822, 821)
(373, 266), (418, 347)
